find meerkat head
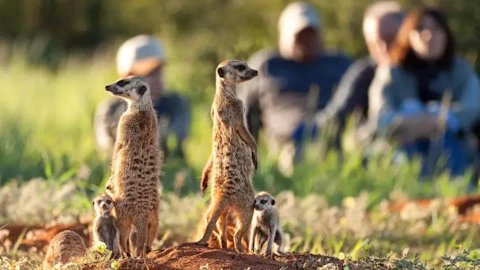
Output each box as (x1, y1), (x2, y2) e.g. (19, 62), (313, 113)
(254, 191), (276, 211)
(92, 193), (114, 216)
(216, 60), (258, 84)
(105, 76), (150, 103)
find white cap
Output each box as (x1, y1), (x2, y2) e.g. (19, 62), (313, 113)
(116, 35), (165, 77)
(278, 2), (321, 58)
(278, 2), (321, 35)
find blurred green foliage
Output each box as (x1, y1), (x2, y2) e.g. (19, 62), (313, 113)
(0, 0), (479, 202)
(0, 0), (478, 83)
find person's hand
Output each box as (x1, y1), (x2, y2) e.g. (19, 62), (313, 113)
(389, 114), (440, 144)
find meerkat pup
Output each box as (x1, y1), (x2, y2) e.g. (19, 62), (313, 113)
(105, 76), (162, 257)
(249, 191), (284, 256)
(196, 60), (258, 253)
(92, 193), (120, 258)
(43, 230), (87, 269)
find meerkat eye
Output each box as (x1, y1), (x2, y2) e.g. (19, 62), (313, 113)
(260, 199), (267, 204)
(138, 85), (147, 95)
(117, 79), (129, 87)
(236, 65), (246, 71)
(106, 200), (112, 204)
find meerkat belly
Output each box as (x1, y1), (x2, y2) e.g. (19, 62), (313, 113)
(212, 126), (254, 193)
(116, 143), (159, 211)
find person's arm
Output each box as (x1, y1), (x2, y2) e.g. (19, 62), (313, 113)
(237, 50), (274, 143)
(239, 81), (261, 143)
(368, 65), (430, 140)
(426, 59), (480, 133)
(316, 58), (375, 128)
(93, 99), (123, 153)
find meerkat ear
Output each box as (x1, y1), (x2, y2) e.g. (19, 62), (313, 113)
(271, 199), (276, 206)
(138, 85), (147, 95)
(217, 67), (225, 78)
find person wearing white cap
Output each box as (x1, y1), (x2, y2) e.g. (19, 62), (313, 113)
(94, 35), (190, 160)
(237, 2), (352, 175)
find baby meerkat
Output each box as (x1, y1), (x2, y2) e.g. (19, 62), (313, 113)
(249, 192), (284, 256)
(92, 193), (119, 258)
(43, 230), (87, 269)
(196, 60), (258, 253)
(105, 75), (162, 257)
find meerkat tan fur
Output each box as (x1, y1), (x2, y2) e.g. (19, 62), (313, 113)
(92, 193), (120, 258)
(196, 60), (258, 253)
(43, 230), (87, 269)
(249, 191), (284, 256)
(104, 76), (162, 257)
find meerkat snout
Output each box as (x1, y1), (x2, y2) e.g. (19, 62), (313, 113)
(105, 76), (149, 102)
(216, 60), (258, 83)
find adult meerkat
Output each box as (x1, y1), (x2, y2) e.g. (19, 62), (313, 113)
(43, 230), (87, 269)
(196, 60), (258, 253)
(105, 76), (162, 257)
(92, 193), (120, 258)
(249, 191), (284, 256)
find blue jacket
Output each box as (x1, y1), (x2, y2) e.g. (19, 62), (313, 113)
(238, 49), (352, 141)
(369, 57), (480, 134)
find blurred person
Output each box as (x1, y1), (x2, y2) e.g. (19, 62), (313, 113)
(368, 7), (480, 179)
(315, 1), (405, 151)
(238, 2), (352, 175)
(94, 35), (191, 160)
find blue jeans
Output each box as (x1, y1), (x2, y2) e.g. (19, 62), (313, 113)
(401, 130), (469, 178)
(292, 122), (318, 162)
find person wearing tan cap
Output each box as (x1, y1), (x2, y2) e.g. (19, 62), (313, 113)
(237, 2), (352, 175)
(94, 35), (190, 160)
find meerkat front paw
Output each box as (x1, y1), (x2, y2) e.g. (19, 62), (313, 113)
(200, 172), (209, 195)
(252, 150), (258, 170)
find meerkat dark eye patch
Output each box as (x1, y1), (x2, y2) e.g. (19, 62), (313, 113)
(117, 79), (130, 87)
(260, 199), (267, 204)
(217, 67), (225, 78)
(106, 200), (112, 204)
(138, 85), (147, 95)
(236, 65), (246, 71)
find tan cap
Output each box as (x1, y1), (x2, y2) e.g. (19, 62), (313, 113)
(116, 35), (165, 77)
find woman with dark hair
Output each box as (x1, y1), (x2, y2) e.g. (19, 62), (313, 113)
(369, 7), (480, 180)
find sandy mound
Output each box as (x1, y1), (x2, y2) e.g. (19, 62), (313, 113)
(82, 243), (351, 270)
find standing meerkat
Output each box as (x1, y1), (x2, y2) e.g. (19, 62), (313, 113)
(92, 193), (120, 258)
(249, 191), (284, 256)
(43, 230), (87, 269)
(105, 76), (162, 257)
(196, 60), (258, 253)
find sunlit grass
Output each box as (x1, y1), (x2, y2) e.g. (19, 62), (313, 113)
(1, 52), (479, 269)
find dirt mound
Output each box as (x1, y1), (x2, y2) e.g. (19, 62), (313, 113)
(83, 243), (351, 270)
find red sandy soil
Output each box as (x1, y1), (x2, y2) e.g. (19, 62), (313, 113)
(4, 194), (480, 253)
(386, 194), (480, 217)
(3, 194), (480, 269)
(82, 244), (352, 270)
(2, 223), (390, 269)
